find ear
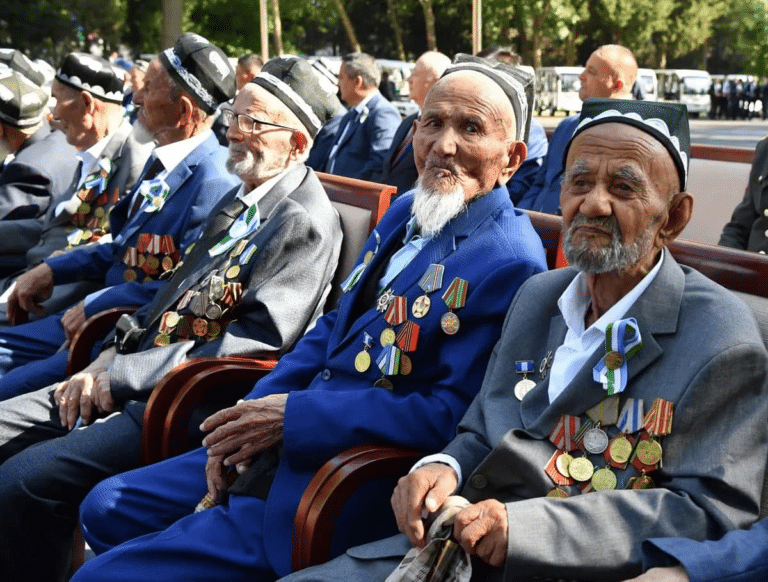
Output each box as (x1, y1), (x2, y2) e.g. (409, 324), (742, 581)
(496, 141), (527, 186)
(293, 130), (309, 155)
(80, 90), (96, 116)
(657, 191), (694, 247)
(177, 94), (195, 126)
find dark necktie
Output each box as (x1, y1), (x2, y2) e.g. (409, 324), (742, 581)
(326, 108), (358, 172)
(129, 157), (165, 218)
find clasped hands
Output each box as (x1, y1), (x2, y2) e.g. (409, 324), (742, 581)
(53, 347), (117, 430)
(200, 393), (288, 506)
(391, 463), (508, 568)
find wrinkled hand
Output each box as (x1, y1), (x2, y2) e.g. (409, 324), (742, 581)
(53, 370), (115, 430)
(201, 394), (288, 469)
(452, 499), (508, 567)
(7, 263), (54, 324)
(622, 566), (690, 582)
(61, 301), (87, 347)
(391, 462), (459, 548)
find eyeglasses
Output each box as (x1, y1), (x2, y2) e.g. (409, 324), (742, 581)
(220, 108), (296, 133)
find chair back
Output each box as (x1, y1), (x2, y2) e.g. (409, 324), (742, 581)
(316, 172), (395, 311)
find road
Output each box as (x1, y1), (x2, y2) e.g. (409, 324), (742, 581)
(536, 115), (768, 149)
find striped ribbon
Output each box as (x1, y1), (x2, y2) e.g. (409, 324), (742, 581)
(376, 344), (401, 376)
(643, 398), (674, 436)
(209, 204), (260, 257)
(341, 231), (381, 293)
(616, 398), (644, 434)
(549, 414), (581, 452)
(441, 277), (468, 310)
(592, 318), (642, 395)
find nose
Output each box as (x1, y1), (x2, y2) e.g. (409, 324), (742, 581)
(226, 119), (243, 141)
(431, 126), (458, 157)
(579, 181), (612, 218)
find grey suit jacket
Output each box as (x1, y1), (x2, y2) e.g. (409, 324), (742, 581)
(438, 249), (768, 581)
(108, 164), (342, 402)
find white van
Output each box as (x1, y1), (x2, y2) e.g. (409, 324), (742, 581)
(636, 68), (658, 101)
(655, 69), (712, 116)
(535, 66), (584, 116)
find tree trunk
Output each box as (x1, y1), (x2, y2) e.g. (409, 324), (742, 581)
(386, 0), (406, 61)
(329, 0), (361, 52)
(419, 0), (438, 51)
(271, 0), (283, 55)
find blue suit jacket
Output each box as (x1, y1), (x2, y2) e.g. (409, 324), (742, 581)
(326, 92), (401, 180)
(507, 117), (549, 206)
(372, 111), (419, 196)
(44, 132), (239, 317)
(235, 185), (547, 576)
(516, 115), (579, 214)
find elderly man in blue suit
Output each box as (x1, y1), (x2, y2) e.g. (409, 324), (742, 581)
(324, 52), (401, 180)
(0, 33), (239, 397)
(72, 56), (548, 582)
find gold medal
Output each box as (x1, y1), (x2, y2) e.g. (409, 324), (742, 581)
(161, 256), (175, 271)
(81, 229), (93, 241)
(226, 265), (241, 279)
(363, 250), (374, 265)
(153, 333), (170, 347)
(440, 311), (460, 335)
(555, 452), (573, 477)
(192, 318), (208, 337)
(373, 377), (394, 390)
(94, 207), (106, 218)
(546, 487), (569, 499)
(123, 269), (137, 282)
(165, 311), (180, 328)
(78, 202), (91, 215)
(605, 350), (623, 370)
(355, 351), (371, 373)
(567, 457), (594, 482)
(608, 435), (633, 464)
(514, 378), (536, 401)
(591, 467), (617, 491)
(143, 276), (153, 283)
(399, 354), (412, 375)
(146, 255), (160, 270)
(630, 474), (656, 490)
(380, 328), (396, 347)
(411, 295), (431, 318)
(636, 439), (663, 465)
(207, 321), (221, 338)
(137, 254), (146, 268)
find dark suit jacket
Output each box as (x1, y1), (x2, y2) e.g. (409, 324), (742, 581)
(306, 106), (346, 172)
(719, 135), (768, 252)
(372, 112), (418, 195)
(0, 125), (78, 273)
(326, 92), (401, 180)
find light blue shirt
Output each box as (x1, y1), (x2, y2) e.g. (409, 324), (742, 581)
(377, 215), (429, 294)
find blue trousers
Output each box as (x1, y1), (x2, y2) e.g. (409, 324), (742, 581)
(77, 447), (278, 582)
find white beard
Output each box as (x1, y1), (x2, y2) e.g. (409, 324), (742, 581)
(411, 177), (467, 238)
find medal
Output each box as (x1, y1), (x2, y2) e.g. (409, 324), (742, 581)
(539, 350), (553, 380)
(373, 377), (394, 390)
(207, 321), (221, 339)
(617, 398), (644, 434)
(583, 426), (609, 454)
(593, 318), (642, 395)
(555, 451), (573, 477)
(549, 414), (581, 452)
(412, 264), (444, 318)
(380, 328), (396, 347)
(209, 276), (225, 301)
(161, 256), (175, 271)
(190, 292), (206, 317)
(395, 320), (420, 353)
(205, 303), (222, 320)
(192, 318), (209, 337)
(363, 250), (374, 264)
(591, 467), (617, 491)
(123, 269), (137, 282)
(514, 360), (535, 401)
(153, 333), (170, 347)
(399, 354), (412, 375)
(567, 457), (594, 482)
(546, 488), (569, 498)
(440, 312), (460, 335)
(376, 288), (394, 313)
(606, 434), (634, 466)
(78, 202), (91, 215)
(544, 450), (576, 486)
(230, 239), (248, 258)
(635, 439), (663, 465)
(629, 473), (656, 490)
(354, 332), (374, 373)
(411, 295), (431, 319)
(226, 265), (241, 279)
(376, 344), (401, 376)
(440, 277), (467, 335)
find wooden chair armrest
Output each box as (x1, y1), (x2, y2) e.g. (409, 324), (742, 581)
(292, 445), (425, 572)
(142, 356), (278, 464)
(67, 306), (138, 375)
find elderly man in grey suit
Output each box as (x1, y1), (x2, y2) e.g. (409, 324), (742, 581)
(278, 98), (768, 582)
(0, 52), (153, 320)
(0, 55), (341, 582)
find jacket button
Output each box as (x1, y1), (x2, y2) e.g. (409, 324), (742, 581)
(763, 209), (768, 217)
(321, 369), (332, 380)
(469, 474), (487, 489)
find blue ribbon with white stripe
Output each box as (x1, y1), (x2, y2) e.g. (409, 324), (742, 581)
(592, 318), (642, 395)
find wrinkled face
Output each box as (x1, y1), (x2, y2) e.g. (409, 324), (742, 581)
(579, 52), (616, 101)
(133, 59), (182, 143)
(560, 123), (678, 273)
(51, 79), (90, 149)
(412, 72), (520, 202)
(407, 60), (433, 108)
(225, 84), (297, 189)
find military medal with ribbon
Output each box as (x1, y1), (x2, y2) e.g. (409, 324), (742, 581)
(395, 320), (420, 375)
(440, 277), (468, 335)
(593, 318), (642, 395)
(355, 332), (375, 373)
(514, 360), (535, 400)
(138, 177), (171, 213)
(632, 397), (673, 475)
(412, 263), (444, 319)
(606, 398), (644, 469)
(544, 414), (581, 496)
(381, 295), (407, 347)
(341, 231), (380, 294)
(374, 344), (401, 390)
(209, 204), (260, 257)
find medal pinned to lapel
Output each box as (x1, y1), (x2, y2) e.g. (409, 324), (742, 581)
(592, 318), (642, 395)
(412, 264), (444, 319)
(83, 157), (113, 194)
(440, 277), (468, 335)
(341, 231), (381, 294)
(355, 332), (375, 373)
(208, 204), (261, 257)
(138, 177), (171, 213)
(514, 360), (535, 401)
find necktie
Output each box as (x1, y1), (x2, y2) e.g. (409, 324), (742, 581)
(391, 124), (416, 167)
(129, 157), (164, 218)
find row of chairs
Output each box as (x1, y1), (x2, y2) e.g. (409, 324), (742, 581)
(70, 174), (768, 572)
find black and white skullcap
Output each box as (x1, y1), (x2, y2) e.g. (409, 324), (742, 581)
(440, 54), (532, 143)
(0, 69), (48, 127)
(159, 33), (236, 115)
(0, 49), (46, 87)
(566, 98), (690, 191)
(250, 56), (340, 139)
(55, 53), (125, 103)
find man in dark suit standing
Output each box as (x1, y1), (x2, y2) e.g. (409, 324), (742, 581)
(372, 51), (450, 195)
(325, 52), (401, 180)
(0, 55), (342, 582)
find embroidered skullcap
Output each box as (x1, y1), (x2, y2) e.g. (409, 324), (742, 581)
(440, 54), (532, 143)
(159, 33), (236, 115)
(55, 53), (125, 103)
(0, 49), (46, 87)
(250, 56), (340, 138)
(0, 69), (48, 127)
(566, 98), (690, 190)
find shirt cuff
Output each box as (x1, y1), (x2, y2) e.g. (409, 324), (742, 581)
(411, 453), (463, 488)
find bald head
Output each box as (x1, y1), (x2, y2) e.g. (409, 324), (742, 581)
(579, 44), (637, 101)
(408, 51), (451, 109)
